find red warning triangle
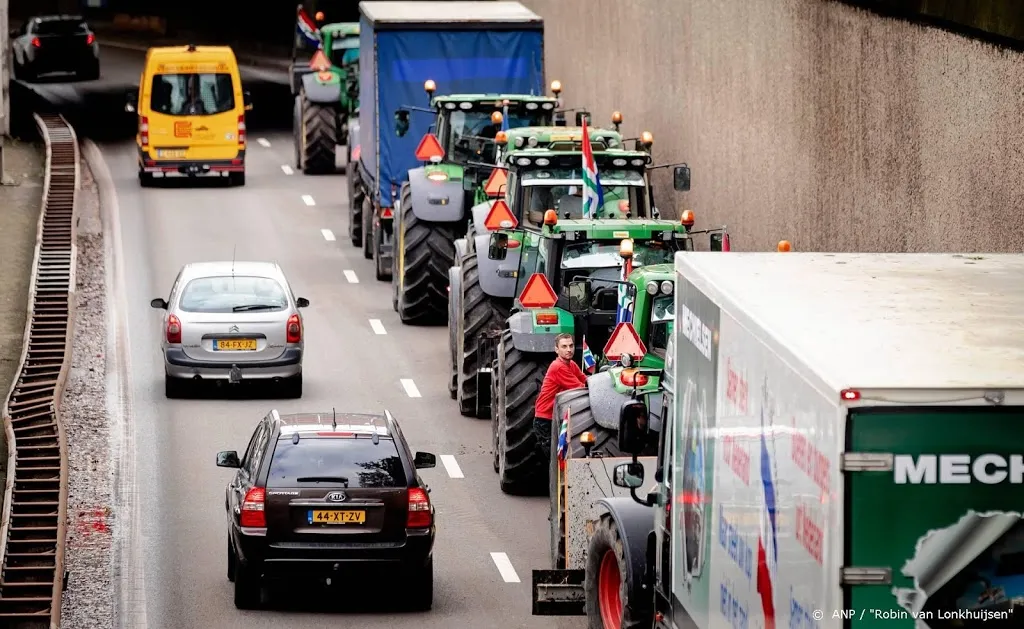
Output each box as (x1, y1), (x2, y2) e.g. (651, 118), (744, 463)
(415, 133), (444, 161)
(483, 200), (517, 231)
(518, 273), (558, 309)
(484, 168), (507, 197)
(603, 322), (647, 361)
(309, 49), (330, 71)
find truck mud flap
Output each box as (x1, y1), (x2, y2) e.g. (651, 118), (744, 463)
(532, 569), (585, 615)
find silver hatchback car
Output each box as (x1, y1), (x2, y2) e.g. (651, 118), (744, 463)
(150, 261), (308, 399)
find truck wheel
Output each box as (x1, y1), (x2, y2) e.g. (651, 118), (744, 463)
(299, 96), (337, 175)
(347, 166), (363, 246)
(585, 514), (647, 629)
(456, 253), (509, 417)
(395, 182), (456, 325)
(491, 357), (501, 472)
(496, 329), (549, 495)
(362, 196), (373, 259)
(447, 264), (461, 400)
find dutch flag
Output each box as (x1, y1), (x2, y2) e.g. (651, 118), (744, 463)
(556, 406), (569, 462)
(581, 336), (596, 373)
(296, 6), (320, 47)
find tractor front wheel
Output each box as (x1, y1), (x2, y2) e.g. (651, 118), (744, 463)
(394, 182), (456, 325)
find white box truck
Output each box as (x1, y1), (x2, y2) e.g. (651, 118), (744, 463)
(564, 251), (1024, 629)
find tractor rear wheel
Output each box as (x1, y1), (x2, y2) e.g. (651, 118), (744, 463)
(299, 95), (337, 175)
(395, 182), (456, 325)
(447, 264), (461, 399)
(495, 329), (549, 495)
(348, 165), (364, 246)
(456, 253), (509, 417)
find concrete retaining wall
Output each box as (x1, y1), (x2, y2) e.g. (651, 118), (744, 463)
(521, 0), (1024, 252)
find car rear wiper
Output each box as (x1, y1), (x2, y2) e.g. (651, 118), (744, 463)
(296, 476), (349, 484)
(232, 304), (279, 312)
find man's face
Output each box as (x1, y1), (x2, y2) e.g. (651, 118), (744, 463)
(556, 338), (574, 360)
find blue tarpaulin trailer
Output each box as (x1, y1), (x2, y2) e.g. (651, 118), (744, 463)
(347, 1), (545, 280)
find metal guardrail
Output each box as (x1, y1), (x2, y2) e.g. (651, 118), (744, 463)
(0, 113), (79, 627)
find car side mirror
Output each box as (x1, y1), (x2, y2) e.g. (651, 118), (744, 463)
(613, 461), (645, 489)
(413, 451), (436, 469)
(150, 298), (168, 309)
(125, 90), (138, 114)
(394, 109), (410, 138)
(243, 90), (253, 111)
(673, 165), (691, 192)
(617, 398), (650, 454)
(567, 280), (592, 314)
(216, 450), (241, 468)
(296, 297), (309, 308)
(487, 232), (509, 261)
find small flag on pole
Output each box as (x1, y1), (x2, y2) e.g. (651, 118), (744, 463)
(556, 407), (569, 461)
(581, 336), (596, 373)
(296, 7), (320, 46)
(615, 251), (634, 325)
(581, 117), (604, 219)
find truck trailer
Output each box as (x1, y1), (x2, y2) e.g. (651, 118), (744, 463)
(534, 251), (1024, 629)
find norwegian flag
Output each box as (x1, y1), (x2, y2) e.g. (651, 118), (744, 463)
(556, 406), (569, 462)
(581, 336), (596, 373)
(296, 6), (320, 47)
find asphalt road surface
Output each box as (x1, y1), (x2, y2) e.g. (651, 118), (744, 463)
(20, 46), (580, 628)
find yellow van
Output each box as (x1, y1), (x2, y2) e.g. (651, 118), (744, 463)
(126, 45), (252, 187)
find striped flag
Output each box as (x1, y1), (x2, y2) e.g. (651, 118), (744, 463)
(581, 336), (596, 373)
(296, 7), (320, 46)
(581, 118), (604, 219)
(615, 244), (634, 325)
(556, 406), (569, 461)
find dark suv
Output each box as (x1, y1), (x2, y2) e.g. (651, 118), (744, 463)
(216, 408), (437, 610)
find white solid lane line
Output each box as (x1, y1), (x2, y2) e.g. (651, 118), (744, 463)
(281, 165), (294, 175)
(343, 270), (359, 283)
(400, 379), (421, 398)
(490, 552), (521, 583)
(321, 228), (336, 241)
(439, 455), (464, 479)
(369, 319), (387, 335)
(301, 194), (316, 206)
(257, 137), (271, 148)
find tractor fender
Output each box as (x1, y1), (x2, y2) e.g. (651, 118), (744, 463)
(593, 497), (656, 620)
(407, 167), (466, 222)
(508, 311), (561, 353)
(348, 118), (360, 154)
(473, 232), (520, 299)
(454, 238), (469, 262)
(586, 371), (626, 432)
(449, 265), (462, 331)
(469, 201), (495, 236)
(301, 72), (342, 104)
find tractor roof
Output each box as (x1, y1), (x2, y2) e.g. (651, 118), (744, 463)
(322, 22), (360, 36)
(503, 148), (652, 169)
(431, 94), (559, 106)
(504, 126), (623, 152)
(542, 218), (689, 239)
(628, 263), (675, 283)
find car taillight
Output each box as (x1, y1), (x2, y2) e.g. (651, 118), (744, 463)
(620, 369), (648, 387)
(31, 37), (40, 48)
(406, 487), (432, 528)
(139, 116), (149, 147)
(166, 314), (181, 344)
(286, 314), (301, 343)
(86, 33), (95, 45)
(240, 487), (266, 527)
(237, 115), (246, 146)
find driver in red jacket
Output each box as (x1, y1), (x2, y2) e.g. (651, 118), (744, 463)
(534, 333), (588, 463)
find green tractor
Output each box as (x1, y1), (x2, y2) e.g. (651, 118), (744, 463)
(290, 9), (360, 175)
(485, 215), (730, 495)
(448, 120), (668, 418)
(384, 80), (563, 323)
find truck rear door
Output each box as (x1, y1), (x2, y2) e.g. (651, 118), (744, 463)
(845, 406), (1024, 627)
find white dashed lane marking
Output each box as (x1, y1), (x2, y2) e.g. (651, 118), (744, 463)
(369, 319), (386, 335)
(343, 270), (359, 283)
(257, 138), (271, 148)
(301, 195), (316, 206)
(400, 379), (421, 398)
(439, 455), (464, 479)
(489, 552), (521, 583)
(321, 229), (336, 241)
(281, 165), (294, 175)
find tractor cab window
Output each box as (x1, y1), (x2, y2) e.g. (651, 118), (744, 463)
(448, 109), (547, 163)
(648, 295), (674, 358)
(329, 35), (359, 66)
(558, 242), (673, 311)
(520, 169), (648, 226)
(514, 232), (547, 302)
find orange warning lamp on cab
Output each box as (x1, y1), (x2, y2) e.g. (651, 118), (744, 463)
(415, 133), (444, 163)
(681, 210), (695, 227)
(483, 200), (517, 231)
(424, 79), (436, 95)
(543, 210), (558, 226)
(491, 111), (503, 125)
(777, 240), (792, 252)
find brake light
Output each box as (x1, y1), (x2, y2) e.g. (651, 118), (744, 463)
(406, 487), (432, 528)
(286, 314), (302, 343)
(139, 116), (149, 146)
(86, 33), (95, 45)
(620, 369), (648, 387)
(380, 207), (394, 219)
(166, 314), (181, 344)
(240, 487), (266, 527)
(31, 37), (40, 48)
(534, 312), (558, 326)
(237, 115), (246, 146)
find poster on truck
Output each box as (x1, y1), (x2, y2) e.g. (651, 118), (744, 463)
(849, 408), (1024, 628)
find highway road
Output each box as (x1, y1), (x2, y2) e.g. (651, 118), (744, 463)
(23, 45), (576, 628)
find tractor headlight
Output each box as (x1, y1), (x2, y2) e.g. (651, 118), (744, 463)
(646, 281), (659, 295)
(660, 281), (673, 295)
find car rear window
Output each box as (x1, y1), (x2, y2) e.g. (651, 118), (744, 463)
(150, 73), (235, 116)
(35, 20), (88, 36)
(266, 436), (407, 488)
(178, 275), (288, 313)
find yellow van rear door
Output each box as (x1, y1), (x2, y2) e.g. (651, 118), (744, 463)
(145, 62), (241, 161)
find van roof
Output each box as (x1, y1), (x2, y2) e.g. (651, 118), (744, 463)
(145, 45), (238, 62)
